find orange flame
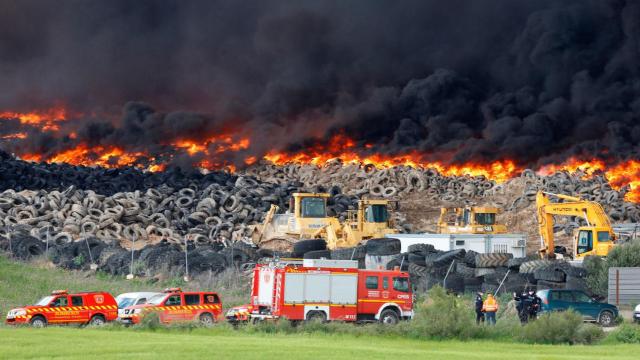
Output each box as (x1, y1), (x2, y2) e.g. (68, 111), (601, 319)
(0, 107), (68, 131)
(4, 118), (640, 202)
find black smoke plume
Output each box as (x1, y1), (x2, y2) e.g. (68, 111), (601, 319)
(1, 0), (639, 168)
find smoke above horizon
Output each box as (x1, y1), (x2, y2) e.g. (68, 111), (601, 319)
(1, 0), (640, 169)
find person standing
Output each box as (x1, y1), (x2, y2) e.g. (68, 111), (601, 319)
(482, 293), (499, 325)
(475, 291), (485, 324)
(514, 291), (528, 324)
(527, 290), (542, 321)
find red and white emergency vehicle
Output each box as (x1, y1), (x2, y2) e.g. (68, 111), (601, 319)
(119, 288), (222, 325)
(5, 290), (118, 327)
(226, 259), (413, 324)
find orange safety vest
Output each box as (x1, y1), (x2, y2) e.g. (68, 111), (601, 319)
(482, 297), (498, 312)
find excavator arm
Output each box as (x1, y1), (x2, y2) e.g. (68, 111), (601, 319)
(536, 191), (614, 259)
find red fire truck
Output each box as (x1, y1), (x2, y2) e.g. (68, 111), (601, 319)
(226, 259), (413, 324)
(119, 288), (222, 325)
(5, 290), (118, 327)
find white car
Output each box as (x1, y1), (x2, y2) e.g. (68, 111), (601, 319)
(115, 292), (162, 318)
(635, 303), (640, 323)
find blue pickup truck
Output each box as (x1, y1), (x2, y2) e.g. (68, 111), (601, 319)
(536, 289), (618, 327)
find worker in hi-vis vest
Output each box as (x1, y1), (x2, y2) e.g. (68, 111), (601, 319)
(482, 293), (499, 325)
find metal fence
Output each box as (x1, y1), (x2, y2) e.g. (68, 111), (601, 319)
(608, 267), (640, 306)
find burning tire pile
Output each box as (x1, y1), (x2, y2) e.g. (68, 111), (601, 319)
(0, 152), (362, 277)
(0, 150), (637, 288)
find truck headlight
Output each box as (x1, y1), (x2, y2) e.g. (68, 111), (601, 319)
(134, 308), (142, 314)
(7, 309), (26, 318)
(226, 309), (237, 316)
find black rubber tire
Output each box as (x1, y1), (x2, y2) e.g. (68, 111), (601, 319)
(89, 314), (106, 326)
(598, 310), (615, 327)
(257, 248), (274, 258)
(331, 246), (365, 260)
(565, 276), (588, 292)
(407, 243), (435, 254)
(293, 239), (327, 257)
(483, 268), (509, 284)
(519, 260), (554, 274)
(475, 253), (512, 268)
(30, 315), (47, 328)
(386, 258), (409, 271)
(303, 250), (331, 259)
(379, 309), (400, 325)
(481, 283), (498, 294)
(443, 274), (464, 294)
(506, 257), (529, 270)
(189, 250), (228, 274)
(408, 263), (428, 277)
(536, 280), (565, 290)
(433, 249), (464, 267)
(305, 311), (327, 323)
(199, 312), (215, 326)
(455, 263), (475, 278)
(554, 262), (587, 278)
(464, 250), (478, 267)
(10, 235), (45, 260)
(534, 268), (566, 282)
(365, 238), (401, 256)
(408, 253), (426, 266)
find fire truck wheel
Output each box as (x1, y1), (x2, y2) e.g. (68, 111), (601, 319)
(199, 313), (214, 326)
(89, 315), (106, 326)
(30, 316), (47, 328)
(379, 309), (399, 325)
(305, 311), (327, 323)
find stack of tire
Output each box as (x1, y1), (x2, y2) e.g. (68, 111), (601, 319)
(0, 228), (266, 278)
(402, 243), (589, 295)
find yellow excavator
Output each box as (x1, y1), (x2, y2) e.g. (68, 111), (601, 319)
(251, 193), (398, 250)
(437, 206), (507, 234)
(536, 191), (616, 260)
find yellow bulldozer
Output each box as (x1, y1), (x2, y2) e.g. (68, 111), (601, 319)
(437, 206), (507, 234)
(536, 191), (616, 260)
(251, 192), (398, 250)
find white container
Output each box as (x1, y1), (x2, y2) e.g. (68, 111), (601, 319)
(386, 233), (527, 258)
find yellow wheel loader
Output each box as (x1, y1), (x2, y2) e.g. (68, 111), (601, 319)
(251, 193), (398, 250)
(437, 206), (507, 234)
(536, 191), (616, 260)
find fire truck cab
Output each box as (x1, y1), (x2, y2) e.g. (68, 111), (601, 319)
(227, 259), (413, 324)
(119, 288), (222, 325)
(5, 290), (118, 327)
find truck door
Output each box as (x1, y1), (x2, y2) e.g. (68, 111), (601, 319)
(49, 296), (70, 323)
(70, 295), (88, 323)
(162, 294), (183, 322)
(183, 293), (201, 321)
(358, 274), (380, 315)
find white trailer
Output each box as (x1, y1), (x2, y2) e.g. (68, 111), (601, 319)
(386, 233), (527, 258)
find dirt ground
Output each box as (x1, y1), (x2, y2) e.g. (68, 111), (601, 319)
(397, 177), (573, 256)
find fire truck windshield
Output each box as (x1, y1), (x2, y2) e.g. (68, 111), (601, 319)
(393, 277), (409, 292)
(35, 296), (55, 306)
(147, 294), (167, 305)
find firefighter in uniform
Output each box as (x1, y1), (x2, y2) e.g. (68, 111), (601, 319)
(475, 291), (484, 324)
(482, 293), (498, 325)
(526, 290), (542, 321)
(513, 291), (527, 324)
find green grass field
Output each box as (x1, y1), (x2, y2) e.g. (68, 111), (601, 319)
(0, 327), (638, 360)
(2, 254), (639, 359)
(0, 254), (249, 316)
